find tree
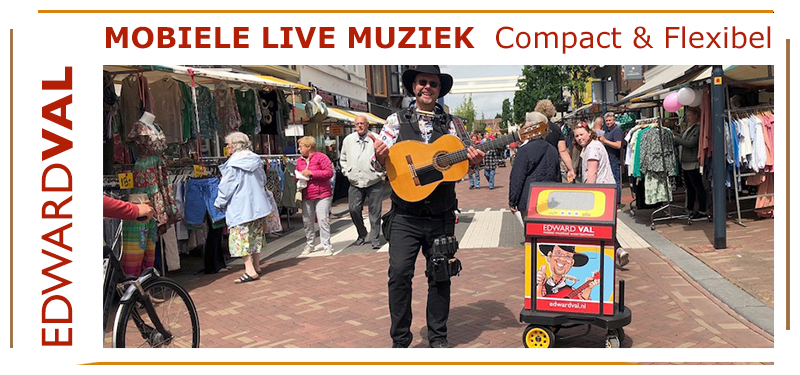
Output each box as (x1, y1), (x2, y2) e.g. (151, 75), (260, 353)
(512, 65), (591, 124)
(453, 94), (477, 132)
(500, 98), (513, 130)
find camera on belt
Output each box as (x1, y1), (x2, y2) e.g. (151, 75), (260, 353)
(426, 235), (462, 283)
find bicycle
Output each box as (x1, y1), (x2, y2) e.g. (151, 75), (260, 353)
(103, 227), (200, 348)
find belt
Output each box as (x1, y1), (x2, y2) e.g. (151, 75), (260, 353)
(395, 205), (446, 218)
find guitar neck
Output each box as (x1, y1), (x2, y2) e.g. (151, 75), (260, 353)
(441, 133), (519, 166)
(566, 278), (596, 299)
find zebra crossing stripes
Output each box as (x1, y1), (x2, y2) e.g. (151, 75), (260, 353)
(459, 208), (504, 249)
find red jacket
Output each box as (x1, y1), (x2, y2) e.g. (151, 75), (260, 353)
(296, 152), (334, 200)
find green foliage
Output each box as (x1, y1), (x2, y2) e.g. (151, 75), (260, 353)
(512, 65), (592, 124)
(500, 98), (513, 129)
(453, 94), (477, 132)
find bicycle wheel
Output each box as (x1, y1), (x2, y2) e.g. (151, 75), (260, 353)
(113, 278), (200, 348)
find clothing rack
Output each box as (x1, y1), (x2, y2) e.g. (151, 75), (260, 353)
(630, 116), (690, 229)
(725, 103), (775, 227)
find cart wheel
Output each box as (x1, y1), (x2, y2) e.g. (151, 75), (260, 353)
(523, 325), (555, 348)
(630, 209), (636, 217)
(650, 224), (656, 231)
(605, 335), (620, 348)
(687, 219), (693, 226)
(609, 328), (625, 343)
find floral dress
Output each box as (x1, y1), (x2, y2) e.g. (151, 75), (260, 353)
(228, 219), (266, 257)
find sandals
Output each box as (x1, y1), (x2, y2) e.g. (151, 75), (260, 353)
(234, 273), (260, 284)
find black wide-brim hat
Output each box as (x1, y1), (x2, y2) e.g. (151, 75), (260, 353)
(538, 244), (589, 267)
(402, 65), (453, 98)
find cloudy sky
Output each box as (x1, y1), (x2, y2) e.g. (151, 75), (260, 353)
(440, 65), (524, 120)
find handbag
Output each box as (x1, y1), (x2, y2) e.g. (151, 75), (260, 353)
(295, 156), (310, 204)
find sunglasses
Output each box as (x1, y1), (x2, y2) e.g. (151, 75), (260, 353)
(416, 79), (440, 88)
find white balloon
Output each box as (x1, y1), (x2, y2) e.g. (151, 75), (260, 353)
(689, 89), (703, 107)
(677, 87), (696, 106)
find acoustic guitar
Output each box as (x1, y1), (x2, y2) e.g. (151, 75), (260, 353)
(385, 121), (549, 202)
(546, 271), (601, 299)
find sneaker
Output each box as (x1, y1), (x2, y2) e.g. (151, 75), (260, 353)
(319, 248), (334, 256)
(371, 242), (381, 250)
(355, 237), (366, 246)
(429, 340), (449, 348)
(691, 212), (708, 220)
(301, 245), (314, 255)
(616, 248), (629, 268)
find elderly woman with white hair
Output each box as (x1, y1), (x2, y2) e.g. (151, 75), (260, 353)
(214, 132), (273, 284)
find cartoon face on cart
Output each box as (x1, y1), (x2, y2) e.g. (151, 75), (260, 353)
(536, 244), (600, 300)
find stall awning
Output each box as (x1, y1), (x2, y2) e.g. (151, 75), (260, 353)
(257, 75), (312, 90)
(327, 107), (357, 123)
(564, 103), (593, 119)
(614, 65), (695, 106)
(104, 65), (312, 91)
(614, 65), (770, 107)
(349, 111), (386, 125)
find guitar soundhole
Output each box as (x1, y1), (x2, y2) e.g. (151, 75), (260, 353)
(432, 151), (450, 171)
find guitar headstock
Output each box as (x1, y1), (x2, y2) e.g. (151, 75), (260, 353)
(518, 121), (550, 142)
(592, 271), (601, 280)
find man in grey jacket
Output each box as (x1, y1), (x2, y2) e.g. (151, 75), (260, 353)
(340, 115), (385, 248)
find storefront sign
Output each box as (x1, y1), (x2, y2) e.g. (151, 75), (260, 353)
(622, 65), (642, 80)
(330, 124), (344, 136)
(317, 88), (369, 112)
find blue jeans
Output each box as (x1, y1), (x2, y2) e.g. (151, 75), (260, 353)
(185, 177), (227, 225)
(611, 161), (621, 206)
(484, 168), (496, 189)
(469, 170), (481, 188)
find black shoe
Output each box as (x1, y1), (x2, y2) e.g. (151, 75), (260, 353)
(690, 212), (708, 220)
(355, 237), (365, 246)
(429, 340), (449, 348)
(372, 242), (381, 249)
(392, 342), (409, 348)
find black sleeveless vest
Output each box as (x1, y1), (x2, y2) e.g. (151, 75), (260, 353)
(390, 105), (466, 215)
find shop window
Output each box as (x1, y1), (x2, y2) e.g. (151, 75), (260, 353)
(368, 65), (387, 98)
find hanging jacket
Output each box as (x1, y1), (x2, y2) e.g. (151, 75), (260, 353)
(215, 150), (272, 227)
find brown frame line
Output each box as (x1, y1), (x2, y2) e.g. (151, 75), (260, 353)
(84, 362), (637, 366)
(787, 39), (791, 331)
(9, 29), (13, 349)
(38, 9), (773, 14)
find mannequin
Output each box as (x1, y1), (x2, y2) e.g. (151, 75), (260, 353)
(139, 111), (156, 128)
(121, 110), (179, 276)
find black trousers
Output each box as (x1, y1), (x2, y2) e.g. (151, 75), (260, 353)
(204, 216), (227, 274)
(348, 183), (384, 244)
(683, 169), (708, 213)
(388, 211), (452, 346)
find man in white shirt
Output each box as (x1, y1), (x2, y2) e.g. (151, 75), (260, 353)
(340, 115), (385, 248)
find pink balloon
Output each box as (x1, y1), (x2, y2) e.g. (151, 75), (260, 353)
(663, 92), (682, 112)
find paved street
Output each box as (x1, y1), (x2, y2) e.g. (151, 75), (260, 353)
(105, 163), (774, 348)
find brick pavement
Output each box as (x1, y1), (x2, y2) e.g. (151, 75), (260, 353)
(620, 185), (775, 309)
(104, 158), (774, 349)
(106, 241), (772, 348)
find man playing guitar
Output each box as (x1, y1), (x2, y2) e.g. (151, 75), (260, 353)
(369, 65), (485, 348)
(536, 244), (600, 300)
